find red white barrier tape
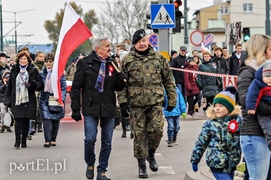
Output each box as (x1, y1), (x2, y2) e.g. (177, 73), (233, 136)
(170, 67), (238, 89)
(170, 67), (238, 78)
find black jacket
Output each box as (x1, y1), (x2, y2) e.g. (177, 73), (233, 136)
(71, 51), (126, 118)
(170, 54), (187, 84)
(229, 51), (248, 75)
(211, 56), (229, 74)
(237, 63), (271, 136)
(4, 64), (43, 119)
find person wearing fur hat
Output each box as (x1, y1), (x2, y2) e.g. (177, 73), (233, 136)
(246, 62), (271, 151)
(190, 86), (242, 180)
(3, 51), (43, 149)
(0, 70), (12, 133)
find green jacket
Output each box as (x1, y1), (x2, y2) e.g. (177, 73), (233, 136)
(118, 46), (176, 107)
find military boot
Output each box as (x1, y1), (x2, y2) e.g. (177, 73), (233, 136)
(146, 149), (158, 172)
(137, 159), (148, 178)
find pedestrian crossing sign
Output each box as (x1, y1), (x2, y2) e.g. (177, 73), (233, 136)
(151, 4), (175, 29)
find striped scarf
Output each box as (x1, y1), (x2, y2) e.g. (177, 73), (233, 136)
(44, 68), (53, 93)
(95, 57), (107, 93)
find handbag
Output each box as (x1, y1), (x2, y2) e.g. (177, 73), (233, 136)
(3, 112), (13, 127)
(48, 96), (63, 113)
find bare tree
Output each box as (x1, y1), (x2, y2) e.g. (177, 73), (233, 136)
(94, 0), (150, 46)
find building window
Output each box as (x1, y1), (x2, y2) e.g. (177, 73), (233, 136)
(220, 6), (229, 14)
(243, 3), (253, 12)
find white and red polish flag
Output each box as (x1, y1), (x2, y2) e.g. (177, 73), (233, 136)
(51, 3), (93, 102)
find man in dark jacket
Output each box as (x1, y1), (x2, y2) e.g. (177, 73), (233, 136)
(170, 45), (187, 99)
(70, 37), (127, 180)
(229, 43), (247, 75)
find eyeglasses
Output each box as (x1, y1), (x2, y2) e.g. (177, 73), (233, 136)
(20, 57), (28, 60)
(46, 60), (53, 63)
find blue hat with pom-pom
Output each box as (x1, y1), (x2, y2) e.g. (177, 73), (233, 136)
(213, 86), (237, 113)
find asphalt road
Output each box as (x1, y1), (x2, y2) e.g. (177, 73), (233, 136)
(0, 95), (208, 180)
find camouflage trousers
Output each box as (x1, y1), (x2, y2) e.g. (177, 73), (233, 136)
(130, 104), (164, 159)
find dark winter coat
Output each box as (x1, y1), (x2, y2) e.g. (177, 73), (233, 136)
(246, 66), (271, 111)
(0, 81), (7, 103)
(184, 63), (200, 97)
(170, 54), (187, 85)
(4, 64), (43, 119)
(229, 51), (248, 75)
(197, 60), (221, 98)
(39, 68), (66, 121)
(237, 61), (271, 136)
(71, 51), (126, 117)
(211, 56), (229, 74)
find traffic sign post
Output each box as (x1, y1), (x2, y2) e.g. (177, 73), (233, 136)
(203, 33), (214, 48)
(149, 34), (159, 51)
(151, 4), (175, 29)
(190, 30), (204, 46)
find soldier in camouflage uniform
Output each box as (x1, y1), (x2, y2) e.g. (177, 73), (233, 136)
(190, 87), (242, 180)
(31, 51), (45, 134)
(118, 29), (176, 178)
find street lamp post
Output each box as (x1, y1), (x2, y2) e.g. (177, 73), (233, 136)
(3, 9), (34, 53)
(0, 0), (3, 51)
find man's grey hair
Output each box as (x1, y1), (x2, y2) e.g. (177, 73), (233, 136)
(92, 37), (109, 50)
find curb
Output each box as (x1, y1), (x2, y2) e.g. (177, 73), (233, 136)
(184, 168), (244, 180)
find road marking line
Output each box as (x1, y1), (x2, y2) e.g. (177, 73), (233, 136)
(159, 166), (175, 174)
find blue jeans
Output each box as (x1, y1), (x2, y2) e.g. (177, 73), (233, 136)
(84, 116), (114, 173)
(212, 171), (234, 180)
(43, 119), (60, 142)
(165, 116), (180, 140)
(240, 135), (270, 180)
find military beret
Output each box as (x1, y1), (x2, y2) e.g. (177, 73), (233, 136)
(132, 29), (146, 44)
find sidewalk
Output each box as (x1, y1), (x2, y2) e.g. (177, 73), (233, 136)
(182, 108), (244, 180)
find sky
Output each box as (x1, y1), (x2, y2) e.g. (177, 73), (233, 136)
(2, 0), (214, 45)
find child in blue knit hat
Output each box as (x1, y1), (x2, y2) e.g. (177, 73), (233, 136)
(190, 86), (242, 180)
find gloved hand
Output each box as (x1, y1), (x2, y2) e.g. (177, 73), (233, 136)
(120, 103), (130, 118)
(72, 110), (82, 122)
(192, 163), (198, 172)
(182, 113), (187, 118)
(166, 106), (175, 112)
(118, 72), (127, 83)
(189, 89), (193, 93)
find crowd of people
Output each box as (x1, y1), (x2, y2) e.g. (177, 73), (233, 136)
(1, 30), (271, 180)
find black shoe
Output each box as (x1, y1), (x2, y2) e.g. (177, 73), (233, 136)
(14, 142), (20, 149)
(21, 143), (27, 148)
(130, 132), (134, 139)
(86, 165), (94, 179)
(146, 156), (158, 172)
(44, 142), (50, 148)
(6, 127), (12, 132)
(30, 129), (36, 135)
(37, 128), (43, 132)
(96, 172), (110, 180)
(121, 130), (126, 138)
